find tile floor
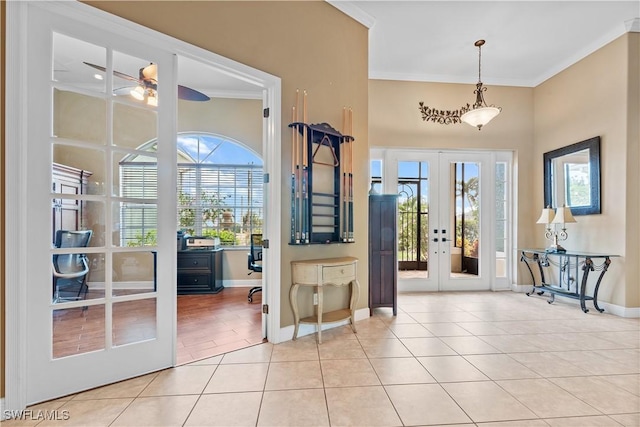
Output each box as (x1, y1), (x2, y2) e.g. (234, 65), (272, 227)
(6, 291), (640, 426)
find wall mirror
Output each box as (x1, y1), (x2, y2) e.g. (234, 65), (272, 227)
(544, 136), (601, 215)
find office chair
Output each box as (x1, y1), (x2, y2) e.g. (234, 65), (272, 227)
(247, 233), (263, 303)
(52, 230), (93, 303)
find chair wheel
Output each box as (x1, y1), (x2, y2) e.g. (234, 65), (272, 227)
(248, 296), (253, 303)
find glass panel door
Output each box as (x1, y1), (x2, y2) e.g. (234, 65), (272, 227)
(435, 152), (492, 290)
(25, 4), (176, 404)
(389, 151), (494, 292)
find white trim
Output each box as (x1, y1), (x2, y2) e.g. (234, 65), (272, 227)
(206, 90), (263, 100)
(625, 18), (640, 32)
(262, 82), (282, 344)
(326, 1), (376, 29)
(277, 307), (370, 342)
(5, 0), (29, 413)
(531, 19), (635, 86)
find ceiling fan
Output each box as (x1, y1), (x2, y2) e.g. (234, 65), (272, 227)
(83, 62), (210, 105)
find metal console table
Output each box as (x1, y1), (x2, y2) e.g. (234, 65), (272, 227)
(519, 249), (618, 313)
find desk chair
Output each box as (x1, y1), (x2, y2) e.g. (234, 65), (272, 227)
(247, 233), (263, 303)
(52, 230), (92, 303)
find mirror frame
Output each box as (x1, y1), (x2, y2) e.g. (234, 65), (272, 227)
(543, 136), (601, 215)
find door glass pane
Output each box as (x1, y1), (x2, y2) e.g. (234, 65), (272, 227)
(114, 202), (158, 248)
(495, 162), (507, 278)
(53, 145), (106, 196)
(370, 159), (382, 194)
(113, 102), (158, 149)
(452, 162), (480, 278)
(113, 251), (157, 297)
(397, 161), (429, 279)
(53, 32), (106, 94)
(53, 89), (107, 145)
(114, 149), (158, 198)
(53, 305), (105, 359)
(52, 251), (106, 305)
(113, 299), (157, 346)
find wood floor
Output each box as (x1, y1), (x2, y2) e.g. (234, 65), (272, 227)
(52, 287), (264, 365)
(177, 287), (264, 365)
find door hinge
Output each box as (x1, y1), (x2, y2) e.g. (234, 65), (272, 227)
(263, 108), (270, 118)
(262, 239), (269, 249)
(263, 173), (269, 183)
(262, 304), (269, 314)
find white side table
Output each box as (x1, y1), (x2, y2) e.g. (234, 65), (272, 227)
(290, 257), (359, 343)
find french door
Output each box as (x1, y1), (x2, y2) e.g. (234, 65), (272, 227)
(385, 151), (498, 291)
(20, 3), (177, 404)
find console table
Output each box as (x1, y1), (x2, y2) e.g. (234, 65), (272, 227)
(519, 249), (617, 313)
(290, 257), (359, 343)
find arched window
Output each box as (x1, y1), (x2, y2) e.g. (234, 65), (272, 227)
(120, 133), (263, 246)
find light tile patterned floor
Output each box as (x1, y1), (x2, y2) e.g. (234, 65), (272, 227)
(6, 291), (640, 426)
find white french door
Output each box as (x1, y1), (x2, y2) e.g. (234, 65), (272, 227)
(20, 3), (177, 404)
(385, 150), (496, 292)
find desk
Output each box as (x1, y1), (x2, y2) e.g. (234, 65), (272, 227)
(177, 249), (223, 294)
(520, 249), (617, 313)
(290, 257), (359, 343)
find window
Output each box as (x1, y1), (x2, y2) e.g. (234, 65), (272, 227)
(120, 133), (263, 247)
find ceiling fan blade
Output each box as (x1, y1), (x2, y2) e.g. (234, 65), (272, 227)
(83, 62), (141, 84)
(178, 85), (210, 101)
(113, 86), (138, 96)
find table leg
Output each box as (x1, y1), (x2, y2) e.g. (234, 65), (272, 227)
(317, 285), (323, 344)
(579, 258), (594, 313)
(592, 257), (610, 313)
(349, 279), (359, 333)
(290, 283), (300, 340)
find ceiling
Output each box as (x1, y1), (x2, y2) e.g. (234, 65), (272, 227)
(329, 1), (639, 87)
(54, 1), (639, 98)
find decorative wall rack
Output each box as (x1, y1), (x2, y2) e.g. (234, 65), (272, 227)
(289, 96), (354, 245)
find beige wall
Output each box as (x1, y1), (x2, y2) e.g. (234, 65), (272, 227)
(533, 33), (639, 308)
(369, 79), (537, 280)
(85, 1), (370, 327)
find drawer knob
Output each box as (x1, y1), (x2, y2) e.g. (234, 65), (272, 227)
(192, 261), (199, 265)
(341, 269), (345, 274)
(194, 278), (198, 282)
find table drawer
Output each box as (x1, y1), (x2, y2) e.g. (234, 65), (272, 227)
(322, 263), (355, 284)
(177, 253), (211, 270)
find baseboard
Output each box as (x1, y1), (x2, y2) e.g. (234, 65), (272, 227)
(222, 279), (262, 288)
(512, 284), (639, 318)
(277, 307), (370, 342)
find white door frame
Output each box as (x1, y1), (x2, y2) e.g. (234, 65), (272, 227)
(5, 0), (282, 411)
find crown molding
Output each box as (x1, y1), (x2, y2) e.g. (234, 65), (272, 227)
(326, 1), (376, 29)
(626, 17), (640, 32)
(532, 17), (640, 86)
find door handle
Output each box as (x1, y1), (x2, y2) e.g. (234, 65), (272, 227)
(442, 237), (448, 242)
(433, 238), (438, 242)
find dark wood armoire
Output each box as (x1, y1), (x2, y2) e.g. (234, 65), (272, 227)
(368, 194), (397, 315)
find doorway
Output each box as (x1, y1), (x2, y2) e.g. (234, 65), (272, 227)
(375, 149), (512, 292)
(5, 1), (281, 409)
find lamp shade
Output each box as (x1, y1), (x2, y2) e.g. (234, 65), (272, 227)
(536, 207), (555, 224)
(551, 205), (577, 224)
(130, 86), (145, 100)
(461, 106), (501, 129)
